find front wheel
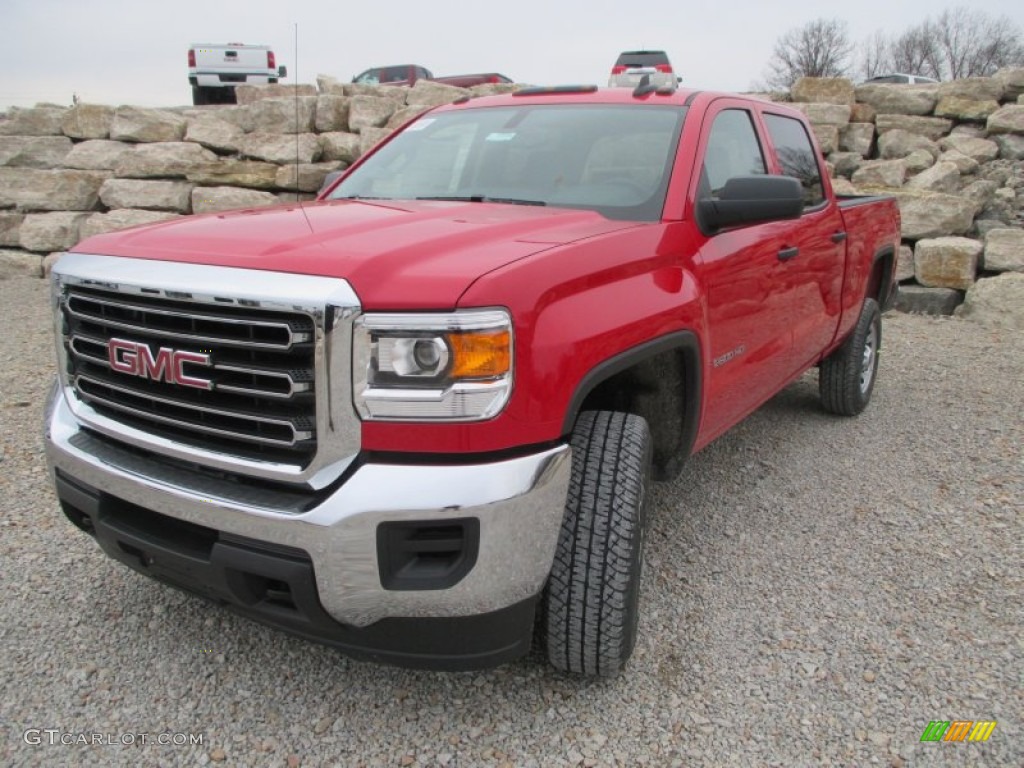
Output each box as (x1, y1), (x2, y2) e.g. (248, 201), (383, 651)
(819, 298), (881, 416)
(542, 411), (652, 677)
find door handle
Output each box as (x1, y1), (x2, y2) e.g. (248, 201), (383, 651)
(831, 231), (847, 243)
(778, 246), (799, 261)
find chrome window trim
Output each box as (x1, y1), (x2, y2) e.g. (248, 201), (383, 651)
(52, 253), (362, 490)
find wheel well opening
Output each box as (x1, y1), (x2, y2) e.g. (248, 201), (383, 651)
(868, 250), (894, 308)
(575, 347), (693, 481)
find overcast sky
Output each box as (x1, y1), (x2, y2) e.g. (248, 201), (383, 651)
(2, 0), (1023, 110)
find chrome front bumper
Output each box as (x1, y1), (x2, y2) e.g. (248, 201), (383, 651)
(45, 385), (571, 628)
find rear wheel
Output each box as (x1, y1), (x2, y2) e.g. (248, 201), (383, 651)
(542, 411), (652, 677)
(191, 86), (207, 106)
(820, 298), (881, 416)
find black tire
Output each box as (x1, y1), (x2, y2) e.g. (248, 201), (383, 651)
(820, 298), (881, 416)
(191, 86), (207, 106)
(542, 411), (652, 677)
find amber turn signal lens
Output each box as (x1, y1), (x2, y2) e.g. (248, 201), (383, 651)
(448, 330), (510, 379)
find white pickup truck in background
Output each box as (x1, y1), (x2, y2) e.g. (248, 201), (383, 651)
(187, 43), (287, 105)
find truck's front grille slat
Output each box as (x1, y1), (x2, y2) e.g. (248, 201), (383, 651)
(62, 286), (319, 465)
(67, 292), (313, 350)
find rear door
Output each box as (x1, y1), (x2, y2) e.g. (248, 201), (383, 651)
(757, 111), (846, 372)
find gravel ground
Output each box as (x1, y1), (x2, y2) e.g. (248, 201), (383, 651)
(1, 276), (1021, 768)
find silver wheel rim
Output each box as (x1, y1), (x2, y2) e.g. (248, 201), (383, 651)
(860, 322), (877, 395)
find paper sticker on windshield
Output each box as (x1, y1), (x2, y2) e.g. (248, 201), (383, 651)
(406, 118), (435, 132)
(486, 132), (516, 142)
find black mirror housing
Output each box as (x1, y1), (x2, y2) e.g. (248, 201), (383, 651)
(698, 175), (804, 234)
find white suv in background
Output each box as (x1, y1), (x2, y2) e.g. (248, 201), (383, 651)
(865, 73), (939, 84)
(608, 50), (678, 89)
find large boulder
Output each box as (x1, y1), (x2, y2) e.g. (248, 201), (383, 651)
(905, 161), (960, 194)
(936, 150), (978, 175)
(914, 236), (982, 289)
(893, 285), (963, 316)
(63, 139), (136, 171)
(113, 142), (218, 178)
(248, 96), (317, 133)
(849, 103), (876, 123)
(895, 244), (915, 282)
(937, 135), (999, 163)
(181, 104), (254, 133)
(61, 104), (115, 139)
(933, 97), (1000, 122)
(853, 84), (938, 115)
(0, 249), (42, 278)
(829, 151), (863, 177)
(274, 161), (347, 192)
(0, 106), (66, 136)
(342, 84), (408, 103)
(983, 228), (1024, 272)
(385, 104), (433, 130)
(0, 136), (73, 168)
(839, 123), (874, 157)
(233, 83), (317, 105)
(874, 115), (951, 141)
(937, 77), (1004, 102)
(851, 160), (906, 188)
(184, 114), (245, 153)
(98, 179), (193, 213)
(994, 67), (1024, 100)
(903, 149), (936, 173)
(884, 188), (977, 240)
(406, 80), (470, 107)
(319, 132), (362, 163)
(468, 83), (518, 96)
(878, 129), (938, 159)
(986, 105), (1024, 135)
(18, 212), (90, 252)
(109, 106), (187, 143)
(185, 159), (279, 190)
(191, 187), (279, 214)
(315, 95), (350, 133)
(238, 132), (321, 164)
(790, 77), (855, 104)
(962, 180), (1000, 217)
(0, 212), (24, 246)
(347, 96), (398, 132)
(0, 169), (108, 211)
(993, 134), (1024, 161)
(955, 273), (1024, 329)
(79, 209), (181, 240)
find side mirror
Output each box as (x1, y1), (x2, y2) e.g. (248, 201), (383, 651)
(318, 170), (345, 196)
(278, 65), (288, 78)
(697, 175), (803, 234)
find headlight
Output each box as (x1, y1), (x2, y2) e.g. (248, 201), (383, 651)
(353, 309), (513, 421)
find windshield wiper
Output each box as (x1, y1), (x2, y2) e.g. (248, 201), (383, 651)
(331, 195), (393, 200)
(416, 195), (546, 207)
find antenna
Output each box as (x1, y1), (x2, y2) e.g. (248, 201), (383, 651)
(294, 21), (313, 232)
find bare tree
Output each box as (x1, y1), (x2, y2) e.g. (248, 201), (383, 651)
(765, 19), (853, 89)
(861, 7), (1024, 81)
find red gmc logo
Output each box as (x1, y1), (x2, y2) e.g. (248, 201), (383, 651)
(107, 338), (213, 390)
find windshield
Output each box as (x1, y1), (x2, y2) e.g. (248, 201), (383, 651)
(328, 104), (687, 222)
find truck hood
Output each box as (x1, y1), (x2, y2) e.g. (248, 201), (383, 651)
(72, 199), (641, 309)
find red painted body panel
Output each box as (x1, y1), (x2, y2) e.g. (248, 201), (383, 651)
(71, 88), (900, 459)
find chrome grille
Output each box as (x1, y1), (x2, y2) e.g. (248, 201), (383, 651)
(61, 285), (318, 464)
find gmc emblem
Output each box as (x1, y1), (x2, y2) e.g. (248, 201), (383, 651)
(108, 338), (213, 390)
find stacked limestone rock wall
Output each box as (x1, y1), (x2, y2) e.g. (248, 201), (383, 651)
(0, 76), (514, 277)
(1, 71), (1022, 323)
(782, 69), (1024, 323)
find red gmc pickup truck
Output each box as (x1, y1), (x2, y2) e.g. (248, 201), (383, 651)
(45, 85), (899, 677)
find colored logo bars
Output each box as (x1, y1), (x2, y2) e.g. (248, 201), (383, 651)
(920, 721), (997, 742)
